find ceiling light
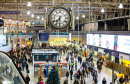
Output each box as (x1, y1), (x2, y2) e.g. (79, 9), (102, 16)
(101, 8), (105, 13)
(119, 3), (123, 8)
(37, 16), (40, 19)
(42, 18), (44, 20)
(76, 16), (79, 19)
(9, 19), (11, 21)
(31, 14), (34, 17)
(27, 2), (31, 7)
(82, 15), (85, 18)
(27, 11), (30, 15)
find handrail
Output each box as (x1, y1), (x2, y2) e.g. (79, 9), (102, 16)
(0, 51), (27, 84)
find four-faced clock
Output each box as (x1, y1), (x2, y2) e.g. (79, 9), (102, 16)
(49, 7), (71, 29)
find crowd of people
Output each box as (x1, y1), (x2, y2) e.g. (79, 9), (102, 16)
(61, 46), (129, 84)
(10, 47), (31, 84)
(8, 44), (129, 84)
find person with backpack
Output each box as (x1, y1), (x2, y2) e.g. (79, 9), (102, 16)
(119, 76), (124, 84)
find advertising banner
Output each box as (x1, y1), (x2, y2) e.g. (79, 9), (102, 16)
(101, 35), (114, 50)
(117, 35), (130, 54)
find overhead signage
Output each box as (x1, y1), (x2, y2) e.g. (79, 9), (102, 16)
(0, 11), (20, 14)
(0, 19), (4, 27)
(106, 61), (130, 75)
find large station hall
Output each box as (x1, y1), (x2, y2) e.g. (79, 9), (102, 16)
(0, 0), (130, 84)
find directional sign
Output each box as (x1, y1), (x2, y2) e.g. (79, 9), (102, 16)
(0, 11), (20, 14)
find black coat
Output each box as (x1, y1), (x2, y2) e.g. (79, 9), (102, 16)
(70, 70), (73, 75)
(26, 76), (30, 82)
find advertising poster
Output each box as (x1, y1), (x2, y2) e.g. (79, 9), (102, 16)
(117, 35), (130, 54)
(89, 34), (93, 45)
(0, 35), (6, 47)
(114, 35), (118, 51)
(99, 34), (102, 47)
(93, 34), (99, 46)
(101, 35), (114, 50)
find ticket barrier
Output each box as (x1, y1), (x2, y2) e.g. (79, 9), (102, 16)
(35, 65), (67, 78)
(34, 67), (40, 78)
(61, 65), (67, 77)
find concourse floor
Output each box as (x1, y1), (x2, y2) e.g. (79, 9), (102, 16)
(22, 51), (120, 84)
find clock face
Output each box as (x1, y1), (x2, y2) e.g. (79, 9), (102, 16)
(49, 7), (71, 29)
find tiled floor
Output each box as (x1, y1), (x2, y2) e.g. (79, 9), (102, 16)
(21, 51), (126, 84)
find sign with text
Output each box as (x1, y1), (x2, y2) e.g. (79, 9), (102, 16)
(0, 11), (20, 14)
(106, 61), (130, 75)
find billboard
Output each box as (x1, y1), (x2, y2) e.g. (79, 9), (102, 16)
(117, 35), (130, 54)
(101, 35), (114, 50)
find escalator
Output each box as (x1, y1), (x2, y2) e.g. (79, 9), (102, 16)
(0, 51), (27, 84)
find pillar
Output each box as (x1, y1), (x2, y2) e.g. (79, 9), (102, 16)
(82, 26), (84, 31)
(60, 65), (62, 77)
(104, 22), (107, 31)
(112, 69), (114, 84)
(72, 16), (75, 30)
(40, 65), (41, 76)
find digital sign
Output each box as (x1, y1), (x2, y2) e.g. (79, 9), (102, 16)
(0, 35), (6, 47)
(101, 35), (114, 50)
(116, 35), (130, 54)
(106, 61), (130, 75)
(87, 34), (99, 46)
(86, 34), (130, 54)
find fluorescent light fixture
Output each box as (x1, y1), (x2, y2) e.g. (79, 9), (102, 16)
(31, 14), (34, 17)
(27, 2), (31, 7)
(119, 3), (123, 8)
(101, 8), (105, 13)
(82, 15), (85, 18)
(9, 19), (11, 21)
(76, 16), (79, 19)
(27, 11), (30, 15)
(42, 18), (44, 20)
(37, 16), (40, 19)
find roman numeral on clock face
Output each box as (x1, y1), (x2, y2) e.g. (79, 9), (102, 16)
(50, 8), (70, 28)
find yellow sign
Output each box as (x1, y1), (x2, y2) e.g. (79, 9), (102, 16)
(106, 61), (130, 75)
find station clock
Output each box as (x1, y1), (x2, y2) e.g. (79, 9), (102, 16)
(49, 7), (71, 29)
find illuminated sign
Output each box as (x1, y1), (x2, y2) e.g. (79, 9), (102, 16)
(106, 61), (130, 75)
